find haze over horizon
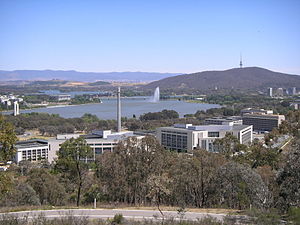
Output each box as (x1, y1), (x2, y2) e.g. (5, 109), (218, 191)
(1, 0), (299, 74)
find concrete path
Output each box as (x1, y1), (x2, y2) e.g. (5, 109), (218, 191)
(0, 209), (248, 222)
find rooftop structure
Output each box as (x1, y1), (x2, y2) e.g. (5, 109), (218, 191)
(204, 116), (242, 125)
(241, 108), (273, 115)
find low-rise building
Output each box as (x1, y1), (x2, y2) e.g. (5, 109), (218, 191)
(15, 139), (49, 163)
(156, 124), (253, 153)
(48, 130), (144, 163)
(50, 94), (71, 101)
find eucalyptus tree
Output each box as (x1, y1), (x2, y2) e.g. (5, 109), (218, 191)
(277, 138), (300, 212)
(95, 136), (169, 205)
(55, 137), (93, 206)
(209, 162), (271, 210)
(0, 114), (17, 161)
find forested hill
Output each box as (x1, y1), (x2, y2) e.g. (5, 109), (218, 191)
(0, 70), (180, 82)
(144, 67), (300, 90)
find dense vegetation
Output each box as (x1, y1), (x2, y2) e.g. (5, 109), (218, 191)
(5, 113), (117, 136)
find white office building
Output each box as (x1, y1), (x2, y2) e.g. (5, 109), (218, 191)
(15, 139), (49, 163)
(48, 130), (144, 163)
(156, 124), (253, 153)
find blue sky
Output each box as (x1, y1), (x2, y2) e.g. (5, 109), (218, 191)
(0, 0), (299, 74)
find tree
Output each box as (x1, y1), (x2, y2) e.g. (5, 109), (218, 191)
(169, 150), (226, 208)
(213, 133), (240, 158)
(209, 162), (271, 209)
(0, 115), (17, 161)
(277, 139), (300, 212)
(27, 168), (67, 205)
(0, 180), (41, 207)
(55, 137), (93, 206)
(246, 144), (279, 169)
(95, 136), (169, 205)
(147, 173), (172, 219)
(0, 172), (13, 201)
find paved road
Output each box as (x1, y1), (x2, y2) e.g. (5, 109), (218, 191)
(0, 209), (248, 222)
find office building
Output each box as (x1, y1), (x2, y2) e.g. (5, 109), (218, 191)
(276, 88), (284, 96)
(267, 88), (273, 97)
(48, 130), (144, 163)
(156, 124), (253, 153)
(292, 87), (297, 95)
(15, 139), (49, 163)
(242, 114), (285, 132)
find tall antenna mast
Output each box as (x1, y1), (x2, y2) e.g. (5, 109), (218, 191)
(117, 87), (121, 132)
(240, 53), (243, 68)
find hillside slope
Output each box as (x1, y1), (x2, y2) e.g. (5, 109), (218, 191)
(144, 67), (300, 90)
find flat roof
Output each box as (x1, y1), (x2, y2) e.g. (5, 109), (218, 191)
(159, 124), (251, 132)
(15, 139), (48, 149)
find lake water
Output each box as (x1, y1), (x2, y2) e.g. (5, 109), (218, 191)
(18, 97), (220, 120)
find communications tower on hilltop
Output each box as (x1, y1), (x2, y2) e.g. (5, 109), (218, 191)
(239, 53), (243, 68)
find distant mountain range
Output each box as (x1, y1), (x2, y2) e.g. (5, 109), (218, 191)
(0, 70), (181, 82)
(145, 67), (300, 90)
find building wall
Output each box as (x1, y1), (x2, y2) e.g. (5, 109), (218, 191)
(242, 115), (285, 131)
(157, 125), (253, 153)
(48, 137), (120, 163)
(16, 145), (49, 163)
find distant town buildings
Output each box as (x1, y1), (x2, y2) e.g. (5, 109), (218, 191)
(0, 94), (23, 107)
(156, 124), (253, 153)
(267, 87), (298, 97)
(291, 100), (300, 110)
(50, 94), (71, 101)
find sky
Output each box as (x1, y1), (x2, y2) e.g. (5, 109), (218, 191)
(0, 0), (300, 74)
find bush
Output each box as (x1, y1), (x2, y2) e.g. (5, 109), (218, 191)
(111, 214), (124, 224)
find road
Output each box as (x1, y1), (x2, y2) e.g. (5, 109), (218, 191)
(0, 209), (247, 222)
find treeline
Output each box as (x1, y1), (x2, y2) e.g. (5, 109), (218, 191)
(5, 113), (116, 136)
(206, 93), (295, 115)
(139, 109), (179, 121)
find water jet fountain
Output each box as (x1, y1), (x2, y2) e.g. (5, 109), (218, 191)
(150, 87), (160, 102)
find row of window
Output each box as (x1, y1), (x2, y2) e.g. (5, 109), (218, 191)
(21, 148), (48, 161)
(88, 143), (118, 146)
(161, 133), (188, 151)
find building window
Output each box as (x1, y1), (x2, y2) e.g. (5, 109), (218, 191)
(208, 132), (219, 137)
